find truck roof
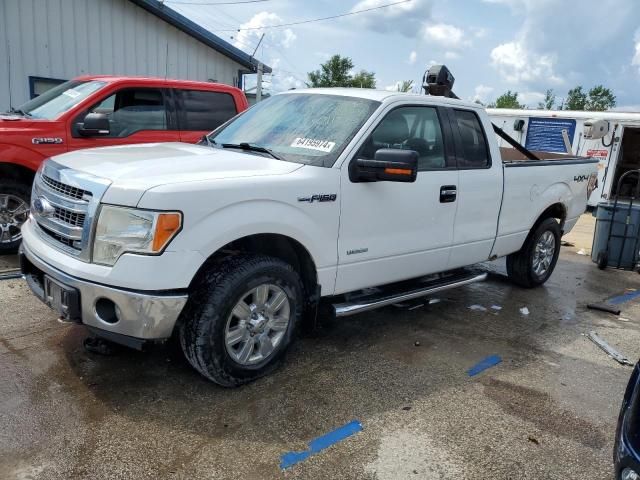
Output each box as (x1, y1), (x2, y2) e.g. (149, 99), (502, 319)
(281, 88), (482, 109)
(74, 75), (242, 92)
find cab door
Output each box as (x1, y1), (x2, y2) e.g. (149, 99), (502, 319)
(446, 107), (502, 268)
(67, 87), (180, 150)
(335, 104), (459, 294)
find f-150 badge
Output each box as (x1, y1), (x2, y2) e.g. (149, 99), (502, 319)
(32, 137), (63, 145)
(298, 194), (337, 203)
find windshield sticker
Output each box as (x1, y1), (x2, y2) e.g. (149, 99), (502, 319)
(290, 137), (335, 153)
(62, 89), (81, 98)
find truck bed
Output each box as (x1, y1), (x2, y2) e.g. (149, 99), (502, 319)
(500, 147), (596, 166)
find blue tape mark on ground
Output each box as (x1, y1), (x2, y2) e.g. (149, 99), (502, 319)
(280, 420), (363, 469)
(467, 355), (502, 377)
(608, 290), (640, 305)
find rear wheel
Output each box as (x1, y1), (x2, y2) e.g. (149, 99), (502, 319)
(179, 254), (304, 387)
(0, 180), (30, 254)
(506, 217), (561, 288)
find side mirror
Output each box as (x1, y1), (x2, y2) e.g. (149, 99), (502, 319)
(350, 148), (418, 183)
(78, 113), (110, 137)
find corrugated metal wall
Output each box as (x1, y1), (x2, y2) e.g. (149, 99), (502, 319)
(0, 0), (245, 110)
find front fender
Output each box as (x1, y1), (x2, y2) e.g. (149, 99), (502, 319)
(177, 199), (339, 293)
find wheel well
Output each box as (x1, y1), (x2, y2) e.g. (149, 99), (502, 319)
(0, 163), (36, 187)
(537, 203), (567, 231)
(191, 234), (319, 299)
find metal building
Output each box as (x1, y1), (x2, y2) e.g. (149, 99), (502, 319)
(0, 0), (270, 110)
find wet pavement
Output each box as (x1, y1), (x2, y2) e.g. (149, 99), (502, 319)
(1, 222), (640, 479)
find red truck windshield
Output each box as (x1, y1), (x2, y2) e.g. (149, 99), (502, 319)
(15, 80), (106, 120)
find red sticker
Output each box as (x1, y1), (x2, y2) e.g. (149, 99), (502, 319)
(586, 149), (609, 158)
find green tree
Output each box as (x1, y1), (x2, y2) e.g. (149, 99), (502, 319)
(307, 55), (376, 88)
(396, 80), (414, 92)
(564, 86), (587, 110)
(585, 85), (616, 111)
(489, 90), (524, 109)
(351, 70), (376, 89)
(537, 89), (556, 110)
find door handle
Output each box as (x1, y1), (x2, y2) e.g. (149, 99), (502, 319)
(440, 185), (457, 203)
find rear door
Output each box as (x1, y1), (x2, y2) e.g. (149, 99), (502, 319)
(67, 87), (180, 149)
(176, 89), (239, 143)
(447, 107), (502, 268)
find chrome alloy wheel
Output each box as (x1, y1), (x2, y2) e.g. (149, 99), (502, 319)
(0, 194), (29, 244)
(532, 230), (556, 277)
(224, 284), (291, 366)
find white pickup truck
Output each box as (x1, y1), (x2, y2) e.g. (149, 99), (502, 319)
(20, 88), (598, 386)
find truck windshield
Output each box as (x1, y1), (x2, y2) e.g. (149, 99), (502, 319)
(208, 93), (381, 167)
(15, 80), (106, 120)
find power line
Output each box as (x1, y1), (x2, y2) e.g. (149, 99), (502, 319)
(165, 0), (269, 5)
(213, 0), (412, 31)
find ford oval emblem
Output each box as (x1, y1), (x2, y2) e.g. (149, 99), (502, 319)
(33, 197), (55, 217)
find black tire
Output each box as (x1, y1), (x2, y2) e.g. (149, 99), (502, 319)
(0, 180), (31, 254)
(506, 217), (561, 288)
(178, 254), (304, 387)
(597, 251), (608, 270)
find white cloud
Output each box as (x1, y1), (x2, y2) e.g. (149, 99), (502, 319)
(518, 91), (545, 106)
(423, 23), (467, 48)
(490, 41), (562, 84)
(350, 0), (432, 36)
(444, 51), (460, 60)
(472, 84), (494, 103)
(408, 51), (417, 65)
(633, 30), (640, 73)
(233, 12), (296, 52)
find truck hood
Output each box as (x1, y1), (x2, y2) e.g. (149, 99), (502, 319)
(51, 142), (304, 206)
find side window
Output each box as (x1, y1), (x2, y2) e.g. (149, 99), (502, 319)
(80, 88), (167, 138)
(357, 106), (447, 170)
(453, 109), (490, 168)
(180, 90), (238, 131)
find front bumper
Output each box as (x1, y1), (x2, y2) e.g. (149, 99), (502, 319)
(20, 241), (188, 344)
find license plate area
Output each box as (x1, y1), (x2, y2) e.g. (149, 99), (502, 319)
(44, 275), (81, 322)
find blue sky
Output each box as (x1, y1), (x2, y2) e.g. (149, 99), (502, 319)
(170, 0), (640, 110)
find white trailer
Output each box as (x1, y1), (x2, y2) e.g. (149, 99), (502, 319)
(488, 109), (640, 207)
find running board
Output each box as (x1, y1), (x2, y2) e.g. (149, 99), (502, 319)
(333, 271), (488, 317)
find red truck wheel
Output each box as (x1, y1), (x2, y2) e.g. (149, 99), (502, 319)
(0, 180), (30, 253)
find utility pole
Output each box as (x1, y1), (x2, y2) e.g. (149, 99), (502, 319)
(256, 62), (263, 103)
(252, 34), (265, 103)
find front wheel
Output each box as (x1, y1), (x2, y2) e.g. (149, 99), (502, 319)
(506, 217), (561, 288)
(179, 254), (304, 387)
(0, 180), (31, 254)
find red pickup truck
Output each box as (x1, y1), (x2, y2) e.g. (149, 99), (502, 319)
(0, 75), (248, 252)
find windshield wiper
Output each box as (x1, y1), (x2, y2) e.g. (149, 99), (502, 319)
(7, 107), (30, 117)
(221, 142), (282, 160)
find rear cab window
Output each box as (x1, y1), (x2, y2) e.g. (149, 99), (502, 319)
(453, 109), (491, 168)
(178, 89), (238, 131)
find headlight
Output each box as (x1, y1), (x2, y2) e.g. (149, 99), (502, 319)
(92, 205), (182, 266)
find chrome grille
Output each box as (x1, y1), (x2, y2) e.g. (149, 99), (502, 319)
(42, 174), (92, 201)
(39, 224), (79, 250)
(53, 206), (86, 227)
(32, 160), (111, 261)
